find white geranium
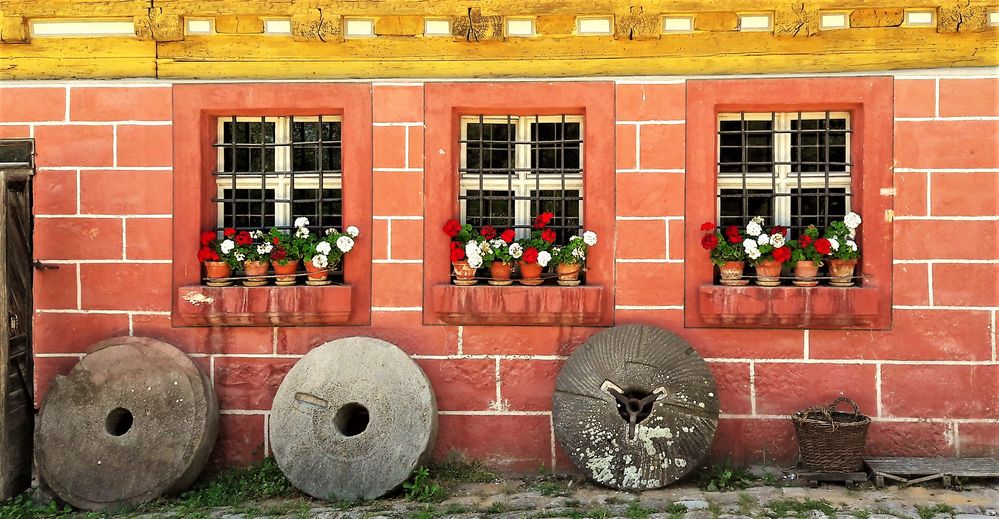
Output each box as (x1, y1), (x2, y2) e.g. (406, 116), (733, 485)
(570, 235), (582, 242)
(844, 212), (862, 230)
(325, 228), (337, 236)
(346, 226), (360, 238)
(316, 241), (332, 255)
(294, 217), (310, 229)
(336, 236), (354, 253)
(312, 254), (329, 269)
(746, 248), (761, 260)
(537, 251), (552, 268)
(234, 252), (246, 262)
(746, 220), (763, 237)
(467, 255), (483, 269)
(757, 233), (770, 246)
(771, 234), (785, 248)
(479, 241), (492, 255)
(465, 241), (482, 259)
(295, 227), (310, 239)
(751, 216), (765, 225)
(572, 248), (585, 260)
(830, 239), (841, 251)
(743, 238), (758, 252)
(508, 243), (523, 259)
(846, 239), (858, 252)
(582, 231), (598, 246)
(490, 239), (505, 250)
(250, 230), (264, 239)
(220, 239), (235, 254)
(256, 242), (273, 255)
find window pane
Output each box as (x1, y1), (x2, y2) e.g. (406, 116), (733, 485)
(292, 188), (343, 231)
(791, 117), (849, 173)
(719, 119), (773, 174)
(0, 140), (32, 166)
(221, 121), (275, 173)
(790, 188), (848, 232)
(220, 188), (276, 230)
(530, 190), (582, 243)
(530, 121), (581, 172)
(463, 190), (515, 230)
(718, 189), (773, 229)
(292, 120), (342, 173)
(463, 121), (515, 174)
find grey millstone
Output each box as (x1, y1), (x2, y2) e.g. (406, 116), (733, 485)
(552, 325), (719, 491)
(35, 337), (218, 512)
(269, 337), (438, 501)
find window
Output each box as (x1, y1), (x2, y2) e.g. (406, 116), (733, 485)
(214, 116), (342, 234)
(716, 112), (851, 235)
(459, 115), (583, 242)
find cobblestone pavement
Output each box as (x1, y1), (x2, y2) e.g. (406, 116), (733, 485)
(139, 478), (998, 519)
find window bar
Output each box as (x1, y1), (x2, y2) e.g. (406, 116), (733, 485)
(478, 115), (485, 230)
(770, 112), (777, 225)
(560, 114), (567, 237)
(740, 113), (748, 223)
(229, 116), (238, 231)
(823, 111), (832, 229)
(316, 115), (324, 230)
(534, 117), (542, 229)
(508, 115), (514, 231)
(795, 112), (803, 233)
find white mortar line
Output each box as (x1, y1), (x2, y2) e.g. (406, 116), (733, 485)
(272, 327), (278, 355)
(0, 120), (172, 126)
(127, 313), (134, 336)
(992, 310), (997, 362)
(63, 87), (70, 121)
(373, 167), (422, 173)
(895, 259), (999, 264)
(403, 127), (410, 170)
(264, 413), (271, 457)
(617, 216), (684, 221)
(36, 309), (170, 315)
(616, 259), (683, 263)
(75, 264), (82, 309)
(494, 358), (502, 405)
(895, 116), (999, 121)
(373, 259), (423, 264)
(457, 325), (464, 355)
(895, 216), (999, 221)
(386, 219), (392, 259)
(412, 354), (566, 361)
(615, 305), (684, 310)
(75, 169), (81, 214)
(549, 415), (557, 470)
(717, 414), (999, 424)
(112, 124), (118, 167)
(219, 409), (268, 415)
(952, 422), (960, 457)
(634, 124), (641, 170)
(926, 171), (932, 216)
(36, 214), (182, 219)
(34, 353), (86, 358)
(894, 305), (998, 311)
(616, 169), (685, 173)
(616, 120), (686, 125)
(664, 219), (671, 259)
(748, 361), (757, 416)
(371, 306), (422, 312)
(372, 122), (424, 127)
(373, 215), (422, 220)
(928, 264), (934, 306)
(209, 355), (216, 385)
(37, 166), (173, 171)
(894, 168), (999, 173)
(39, 259), (172, 264)
(803, 330), (809, 359)
(934, 78), (941, 117)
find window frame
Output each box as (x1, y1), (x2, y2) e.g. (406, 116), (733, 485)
(685, 77), (894, 330)
(171, 83), (373, 327)
(423, 82), (616, 327)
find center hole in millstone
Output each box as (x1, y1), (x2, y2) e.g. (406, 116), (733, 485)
(614, 390), (655, 425)
(105, 407), (134, 437)
(334, 403), (369, 437)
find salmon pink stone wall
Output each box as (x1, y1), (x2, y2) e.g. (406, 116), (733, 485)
(9, 73), (998, 470)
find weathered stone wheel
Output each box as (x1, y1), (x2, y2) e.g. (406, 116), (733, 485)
(552, 325), (719, 490)
(269, 337), (437, 501)
(35, 337), (218, 511)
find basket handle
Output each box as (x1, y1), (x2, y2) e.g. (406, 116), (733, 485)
(828, 396), (860, 416)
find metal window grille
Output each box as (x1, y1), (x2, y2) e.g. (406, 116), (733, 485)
(716, 112), (852, 236)
(213, 116), (343, 235)
(459, 115), (583, 243)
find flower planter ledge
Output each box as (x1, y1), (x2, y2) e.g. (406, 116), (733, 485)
(175, 284), (353, 327)
(697, 284), (884, 329)
(431, 284), (605, 326)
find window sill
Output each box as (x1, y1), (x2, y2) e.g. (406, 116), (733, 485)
(175, 284), (354, 327)
(430, 284), (606, 326)
(697, 284), (887, 329)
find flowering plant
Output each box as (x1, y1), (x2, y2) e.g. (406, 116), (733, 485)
(824, 212), (862, 260)
(552, 230), (597, 265)
(480, 228), (517, 263)
(266, 217), (315, 265)
(699, 222), (747, 266)
(789, 225), (833, 266)
(517, 212), (557, 266)
(304, 225), (359, 270)
(198, 228), (245, 268)
(741, 216), (791, 265)
(443, 219), (481, 263)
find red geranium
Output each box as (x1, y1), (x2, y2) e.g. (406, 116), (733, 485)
(541, 229), (557, 244)
(272, 236), (281, 245)
(533, 212), (554, 229)
(450, 247), (466, 262)
(235, 231), (252, 246)
(701, 233), (719, 250)
(773, 246), (792, 263)
(223, 228), (236, 237)
(443, 219), (462, 237)
(197, 246), (219, 262)
(800, 235), (813, 248)
(700, 222), (715, 232)
(200, 231), (216, 246)
(814, 237), (832, 255)
(480, 225), (497, 240)
(500, 229), (515, 243)
(522, 247), (539, 264)
(770, 226), (788, 237)
(728, 234), (743, 244)
(271, 247), (288, 261)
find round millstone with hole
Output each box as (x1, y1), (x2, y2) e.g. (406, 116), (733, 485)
(553, 325), (719, 491)
(269, 337), (437, 501)
(35, 336), (219, 511)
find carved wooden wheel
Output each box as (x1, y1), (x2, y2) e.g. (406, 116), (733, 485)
(553, 325), (719, 490)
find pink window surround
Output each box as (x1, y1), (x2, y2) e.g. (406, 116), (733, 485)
(422, 82), (616, 327)
(684, 77), (894, 330)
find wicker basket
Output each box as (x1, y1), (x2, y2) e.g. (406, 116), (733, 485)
(792, 397), (871, 473)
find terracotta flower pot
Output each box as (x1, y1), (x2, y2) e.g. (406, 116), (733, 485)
(755, 259), (783, 287)
(272, 259), (300, 286)
(556, 262), (582, 286)
(793, 260), (820, 287)
(518, 261), (544, 286)
(451, 260), (478, 286)
(242, 260), (269, 287)
(828, 258), (858, 287)
(204, 261), (233, 287)
(488, 261), (513, 286)
(718, 260), (747, 286)
(304, 260), (333, 286)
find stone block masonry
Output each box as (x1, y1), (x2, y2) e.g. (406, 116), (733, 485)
(11, 73), (999, 470)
